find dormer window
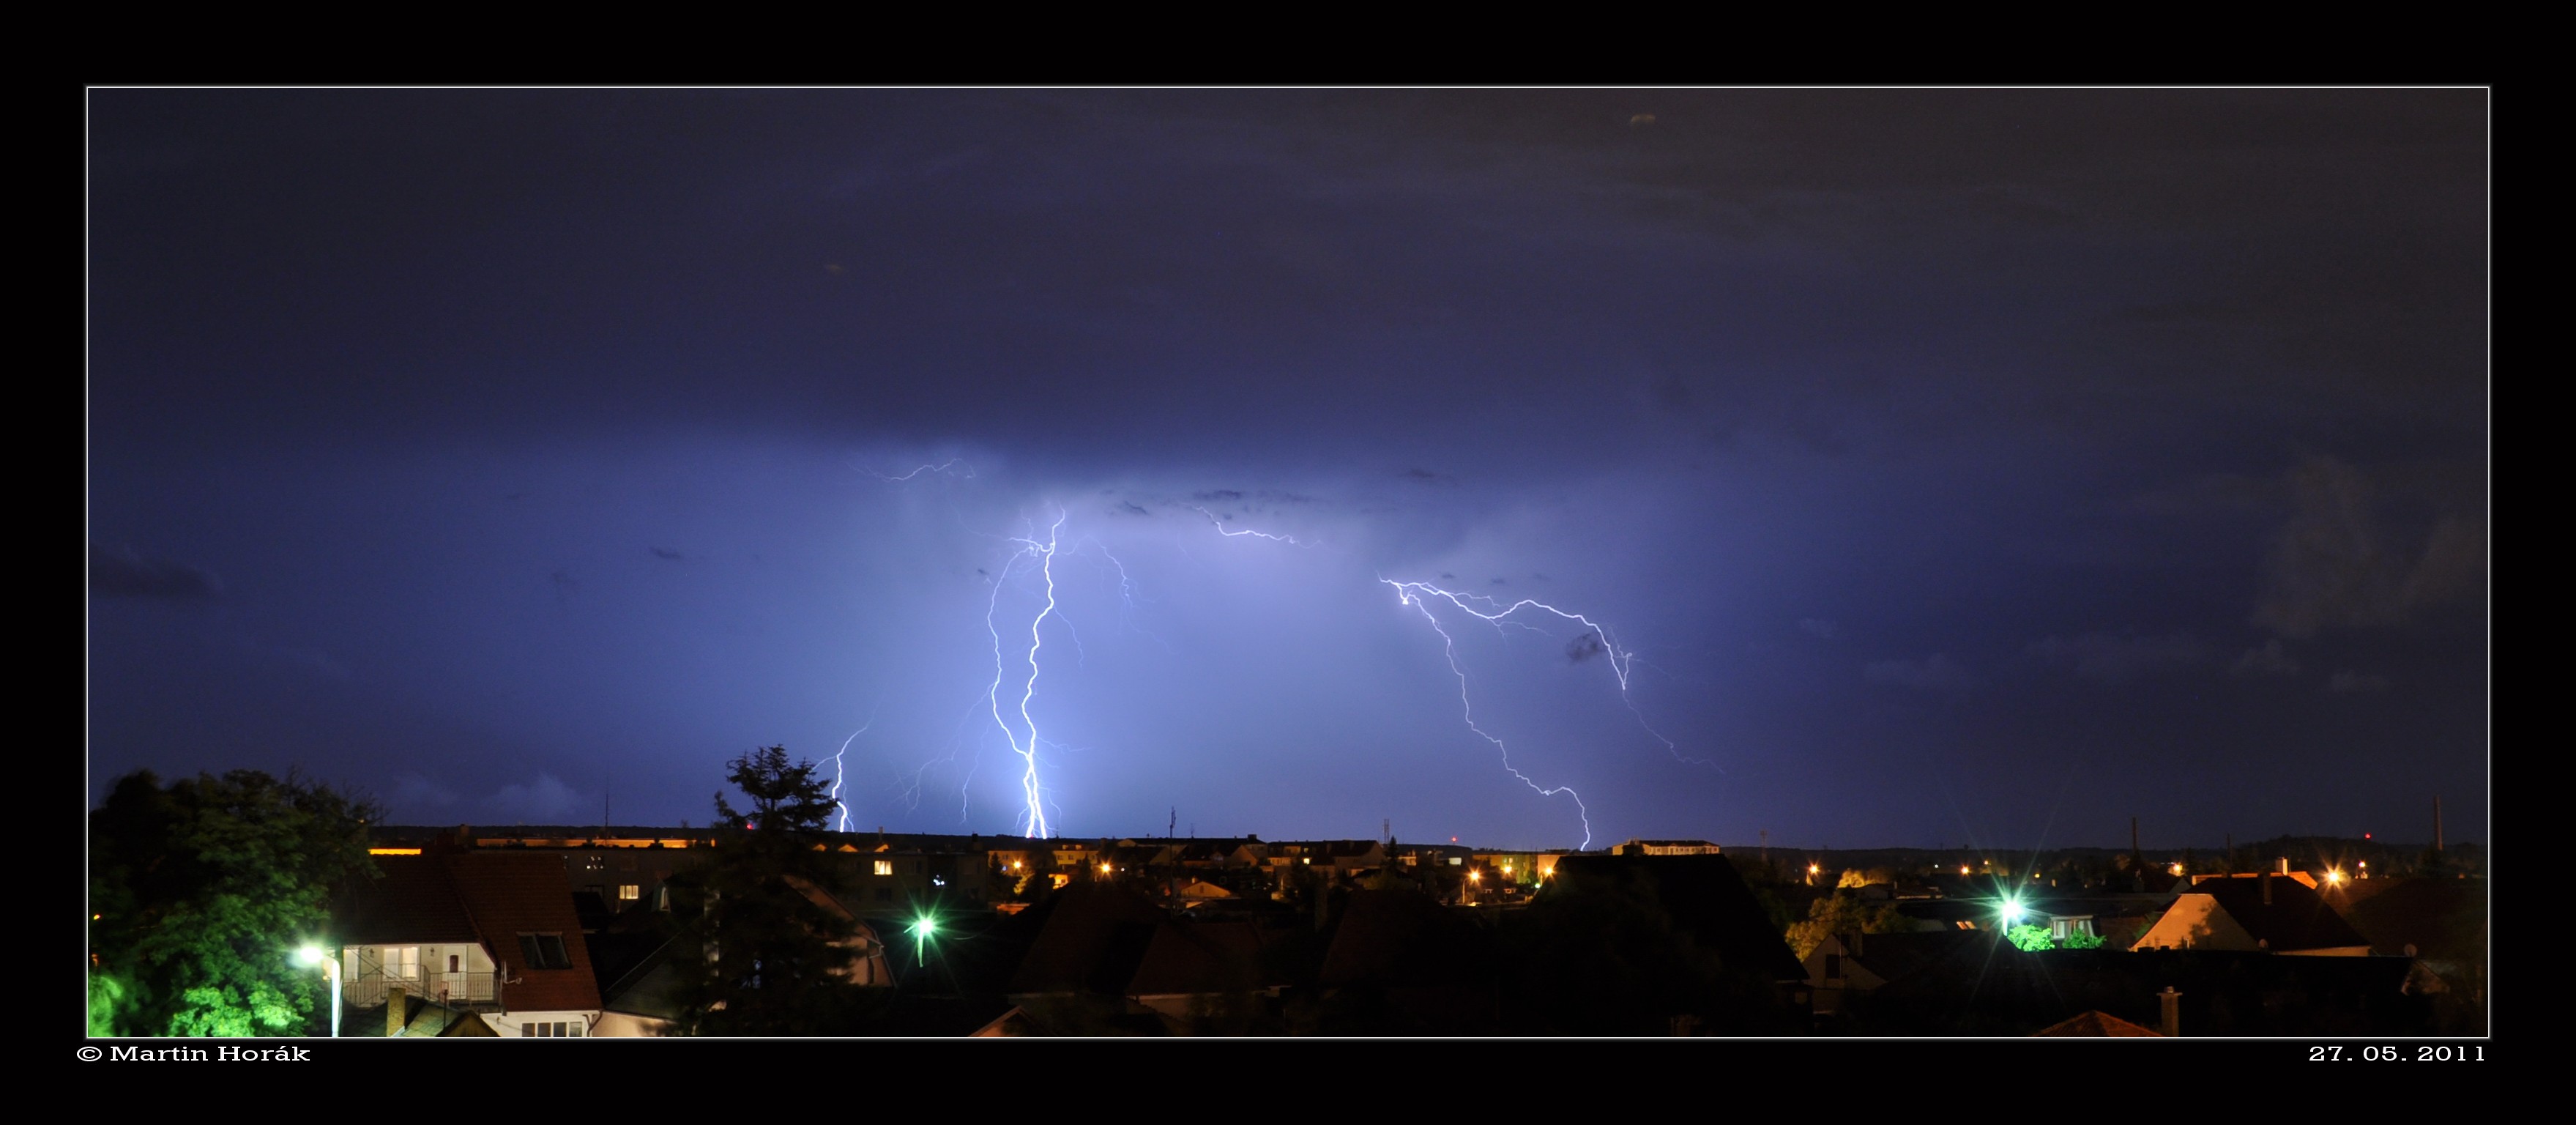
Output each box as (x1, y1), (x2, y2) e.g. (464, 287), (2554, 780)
(518, 932), (573, 969)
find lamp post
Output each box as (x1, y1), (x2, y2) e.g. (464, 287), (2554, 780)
(297, 946), (340, 1037)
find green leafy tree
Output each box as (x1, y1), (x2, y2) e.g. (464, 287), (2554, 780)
(1783, 893), (1914, 959)
(88, 770), (379, 1036)
(668, 747), (866, 1035)
(2005, 924), (2055, 951)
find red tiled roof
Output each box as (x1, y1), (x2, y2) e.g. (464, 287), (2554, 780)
(2033, 1010), (2162, 1036)
(335, 855), (478, 946)
(446, 853), (603, 1013)
(332, 853), (601, 1013)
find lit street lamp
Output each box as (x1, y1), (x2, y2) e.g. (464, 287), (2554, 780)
(908, 916), (937, 965)
(296, 946), (340, 1037)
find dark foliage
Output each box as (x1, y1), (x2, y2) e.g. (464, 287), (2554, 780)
(89, 770), (379, 1036)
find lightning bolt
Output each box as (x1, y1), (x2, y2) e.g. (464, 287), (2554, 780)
(1189, 505), (1315, 546)
(1381, 579), (1705, 770)
(867, 458), (977, 482)
(986, 507), (1068, 838)
(827, 708), (880, 833)
(1386, 582), (1593, 848)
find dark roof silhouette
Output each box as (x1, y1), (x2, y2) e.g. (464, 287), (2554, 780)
(2334, 877), (2486, 962)
(2192, 875), (2371, 951)
(1836, 929), (1985, 985)
(1005, 883), (1165, 995)
(1850, 947), (2429, 1036)
(1317, 889), (1483, 990)
(1126, 921), (1285, 996)
(1548, 855), (1806, 981)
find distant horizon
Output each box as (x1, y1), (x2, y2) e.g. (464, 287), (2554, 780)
(357, 820), (2482, 855)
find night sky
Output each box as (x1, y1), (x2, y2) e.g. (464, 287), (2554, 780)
(87, 89), (2487, 851)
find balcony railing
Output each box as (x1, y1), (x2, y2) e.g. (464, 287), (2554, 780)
(345, 970), (502, 1011)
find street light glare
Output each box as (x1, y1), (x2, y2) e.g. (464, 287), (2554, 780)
(296, 946), (327, 965)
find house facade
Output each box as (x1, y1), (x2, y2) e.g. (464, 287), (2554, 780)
(335, 853), (607, 1036)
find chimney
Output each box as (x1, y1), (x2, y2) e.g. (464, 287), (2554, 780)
(2261, 871), (2273, 905)
(2434, 795), (2444, 851)
(2277, 857), (2290, 876)
(386, 984), (408, 1037)
(2130, 816), (2140, 854)
(2159, 987), (2181, 1037)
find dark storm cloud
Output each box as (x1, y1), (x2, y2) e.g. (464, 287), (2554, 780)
(1566, 631), (1607, 664)
(89, 542), (222, 599)
(1863, 654), (1974, 693)
(2027, 631), (2210, 685)
(2253, 456), (2485, 639)
(2228, 639), (2301, 678)
(86, 89), (2485, 849)
(2329, 670), (2394, 694)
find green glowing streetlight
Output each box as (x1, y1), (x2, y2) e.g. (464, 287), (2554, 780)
(908, 916), (937, 965)
(296, 946), (340, 1038)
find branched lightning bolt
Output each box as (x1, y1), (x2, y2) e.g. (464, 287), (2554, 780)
(1390, 584), (1593, 849)
(868, 458), (977, 482)
(986, 507), (1068, 838)
(1382, 579), (1710, 771)
(1190, 505), (1314, 546)
(827, 706), (880, 833)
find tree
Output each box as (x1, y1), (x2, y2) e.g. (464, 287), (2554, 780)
(1783, 893), (1914, 959)
(88, 770), (380, 1036)
(667, 747), (866, 1035)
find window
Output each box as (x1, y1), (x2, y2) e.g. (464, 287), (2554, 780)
(618, 884), (641, 902)
(518, 933), (573, 969)
(874, 860), (894, 877)
(447, 954), (461, 973)
(386, 946), (421, 980)
(875, 888), (893, 903)
(584, 855), (603, 872)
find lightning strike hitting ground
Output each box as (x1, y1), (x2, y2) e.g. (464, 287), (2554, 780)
(827, 709), (879, 833)
(987, 508), (1069, 838)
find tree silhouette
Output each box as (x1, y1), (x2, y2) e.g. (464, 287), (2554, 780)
(89, 770), (379, 1036)
(669, 747), (867, 1034)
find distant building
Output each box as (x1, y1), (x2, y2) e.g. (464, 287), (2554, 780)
(1609, 839), (1721, 856)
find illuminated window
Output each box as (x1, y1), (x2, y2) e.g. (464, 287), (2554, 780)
(618, 884), (641, 902)
(874, 860), (895, 877)
(386, 946), (421, 980)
